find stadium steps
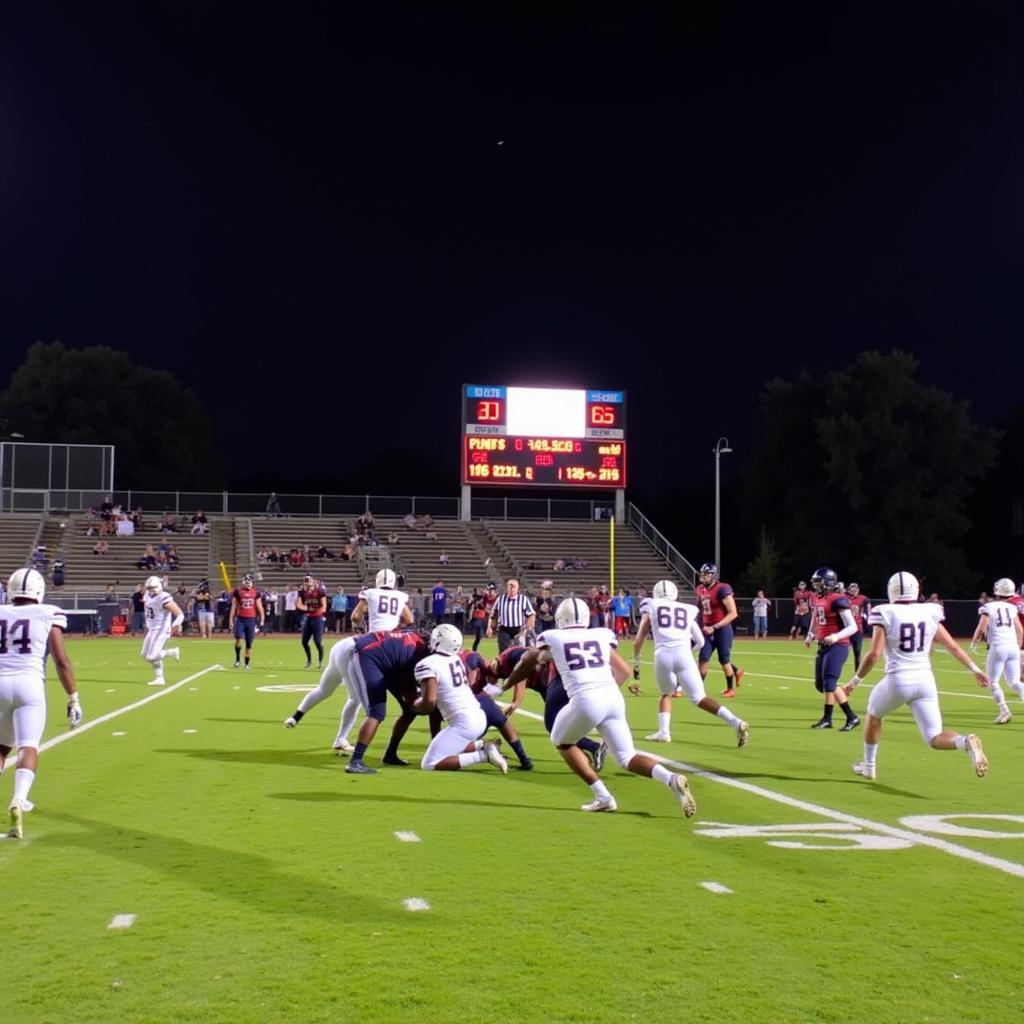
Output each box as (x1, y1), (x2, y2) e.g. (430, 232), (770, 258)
(0, 513), (45, 578)
(210, 517), (237, 584)
(462, 521), (517, 585)
(249, 517), (364, 593)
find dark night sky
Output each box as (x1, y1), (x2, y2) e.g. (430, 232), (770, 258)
(2, 3), (1022, 495)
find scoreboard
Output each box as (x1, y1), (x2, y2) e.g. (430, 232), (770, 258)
(462, 385), (626, 488)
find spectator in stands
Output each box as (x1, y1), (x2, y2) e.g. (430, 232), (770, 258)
(403, 512), (416, 530)
(288, 548), (303, 568)
(160, 510), (177, 533)
(425, 528), (438, 542)
(51, 557), (65, 587)
(387, 530), (399, 545)
(257, 547), (268, 564)
(92, 539), (109, 556)
(131, 506), (144, 530)
(115, 510), (135, 536)
(191, 510), (209, 535)
(317, 544), (336, 560)
(130, 583), (146, 636)
(553, 558), (565, 572)
(422, 514), (433, 530)
(136, 544), (156, 570)
(341, 542), (354, 561)
(331, 586), (348, 634)
(438, 549), (450, 567)
(266, 492), (282, 518)
(167, 545), (180, 571)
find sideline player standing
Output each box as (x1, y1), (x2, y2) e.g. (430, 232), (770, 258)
(296, 574), (327, 669)
(695, 563), (744, 697)
(143, 575), (183, 686)
(541, 596), (697, 816)
(970, 578), (1023, 723)
(846, 583), (870, 670)
(844, 571), (989, 781)
(805, 567), (859, 730)
(229, 573), (265, 671)
(1, 568), (83, 839)
(633, 580), (749, 746)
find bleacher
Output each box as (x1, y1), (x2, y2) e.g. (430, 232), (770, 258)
(0, 514), (44, 579)
(247, 518), (363, 594)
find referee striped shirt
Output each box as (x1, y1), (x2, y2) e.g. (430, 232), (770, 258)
(492, 592), (535, 630)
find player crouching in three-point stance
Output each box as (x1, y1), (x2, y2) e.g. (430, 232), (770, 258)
(1, 568), (82, 839)
(844, 571), (989, 782)
(633, 580), (749, 747)
(970, 578), (1023, 724)
(143, 575), (183, 686)
(541, 596), (697, 816)
(805, 567), (860, 730)
(412, 625), (508, 773)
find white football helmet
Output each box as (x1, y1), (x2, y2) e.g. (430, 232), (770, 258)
(145, 575), (163, 594)
(887, 571), (919, 604)
(8, 567), (45, 603)
(429, 623), (463, 656)
(555, 596), (589, 628)
(652, 580), (678, 601)
(376, 568), (397, 589)
(993, 577), (1016, 598)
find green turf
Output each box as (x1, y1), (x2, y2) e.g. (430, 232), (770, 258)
(2, 635), (1021, 1023)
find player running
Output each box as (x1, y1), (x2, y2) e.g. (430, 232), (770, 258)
(694, 563), (744, 697)
(632, 579), (749, 747)
(844, 571), (990, 781)
(229, 574), (265, 671)
(970, 578), (1023, 724)
(143, 575), (183, 686)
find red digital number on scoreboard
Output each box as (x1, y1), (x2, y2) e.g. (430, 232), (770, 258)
(589, 404), (617, 427)
(476, 399), (503, 423)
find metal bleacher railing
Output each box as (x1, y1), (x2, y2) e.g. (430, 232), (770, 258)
(627, 501), (698, 590)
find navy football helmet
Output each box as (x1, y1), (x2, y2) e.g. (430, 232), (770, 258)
(699, 563), (719, 586)
(810, 568), (839, 594)
(241, 573), (254, 588)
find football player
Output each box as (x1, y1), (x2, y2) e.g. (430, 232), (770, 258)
(805, 567), (860, 730)
(412, 625), (508, 773)
(970, 578), (1024, 724)
(229, 573), (264, 671)
(539, 597), (697, 816)
(632, 580), (749, 747)
(296, 574), (328, 669)
(844, 572), (989, 781)
(1, 569), (82, 839)
(143, 575), (184, 686)
(695, 563), (744, 697)
(846, 583), (870, 670)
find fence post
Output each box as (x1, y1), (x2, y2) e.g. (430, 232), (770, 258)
(222, 491), (228, 515)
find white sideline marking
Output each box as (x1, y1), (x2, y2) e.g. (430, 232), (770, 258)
(394, 831), (421, 843)
(189, 687), (199, 691)
(111, 731), (126, 737)
(403, 898), (430, 912)
(183, 729), (197, 734)
(35, 666), (223, 757)
(513, 707), (1024, 879)
(700, 882), (733, 895)
(108, 914), (136, 929)
(105, 689), (116, 693)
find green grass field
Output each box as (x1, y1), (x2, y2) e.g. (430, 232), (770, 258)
(2, 634), (1022, 1024)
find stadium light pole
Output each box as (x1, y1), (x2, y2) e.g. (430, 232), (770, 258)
(713, 437), (732, 572)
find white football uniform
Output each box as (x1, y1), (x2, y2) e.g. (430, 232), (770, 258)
(865, 602), (947, 743)
(978, 601), (1022, 693)
(359, 588), (409, 632)
(0, 602), (67, 750)
(415, 652), (486, 769)
(646, 599), (706, 701)
(142, 590), (174, 661)
(298, 636), (357, 714)
(539, 626), (635, 768)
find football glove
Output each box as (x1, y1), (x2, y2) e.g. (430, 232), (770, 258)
(67, 693), (83, 729)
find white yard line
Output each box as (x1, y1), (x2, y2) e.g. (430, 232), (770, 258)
(37, 665), (223, 756)
(513, 707), (1024, 879)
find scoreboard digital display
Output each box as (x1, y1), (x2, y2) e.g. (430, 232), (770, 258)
(462, 385), (626, 488)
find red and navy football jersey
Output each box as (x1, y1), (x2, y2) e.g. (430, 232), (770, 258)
(459, 649), (489, 693)
(299, 585), (327, 618)
(696, 581), (734, 626)
(810, 592), (852, 645)
(232, 586), (261, 619)
(489, 644), (549, 693)
(848, 594), (869, 632)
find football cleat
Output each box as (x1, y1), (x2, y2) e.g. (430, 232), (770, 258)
(168, 648), (180, 662)
(284, 716), (298, 728)
(7, 800), (24, 839)
(345, 760), (377, 775)
(669, 774), (697, 817)
(381, 754), (410, 766)
(147, 679), (166, 687)
(839, 716), (860, 732)
(333, 740), (355, 755)
(733, 667), (745, 688)
(810, 718), (832, 729)
(518, 757), (534, 771)
(581, 795), (618, 813)
(852, 761), (876, 780)
(645, 731), (671, 742)
(303, 662), (312, 670)
(244, 664), (251, 672)
(593, 741), (608, 773)
(736, 721), (750, 748)
(483, 740), (508, 774)
(966, 734), (988, 778)
(995, 708), (1013, 725)
(720, 688), (736, 698)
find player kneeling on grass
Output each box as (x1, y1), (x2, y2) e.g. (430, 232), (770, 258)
(143, 575), (183, 686)
(1, 568), (82, 840)
(632, 580), (749, 747)
(843, 571), (990, 782)
(412, 624), (508, 774)
(541, 597), (697, 816)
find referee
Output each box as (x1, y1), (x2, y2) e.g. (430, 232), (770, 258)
(487, 578), (535, 652)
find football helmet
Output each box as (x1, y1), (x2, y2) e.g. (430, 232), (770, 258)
(555, 596), (589, 628)
(429, 623), (463, 656)
(242, 574), (254, 589)
(652, 580), (678, 601)
(698, 563), (719, 586)
(8, 567), (45, 603)
(145, 575), (163, 594)
(836, 581), (847, 594)
(847, 583), (860, 596)
(993, 577), (1016, 598)
(887, 571), (919, 604)
(303, 574), (314, 586)
(376, 568), (397, 589)
(810, 568), (839, 594)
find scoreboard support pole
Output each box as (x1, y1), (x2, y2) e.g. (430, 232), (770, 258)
(460, 485), (471, 522)
(615, 490), (624, 524)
